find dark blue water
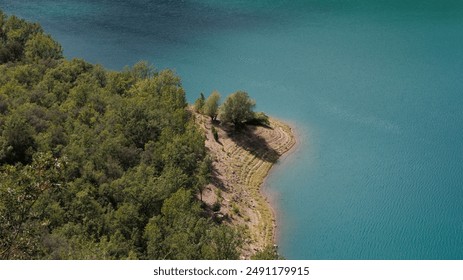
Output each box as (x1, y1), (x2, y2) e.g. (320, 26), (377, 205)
(2, 0), (463, 259)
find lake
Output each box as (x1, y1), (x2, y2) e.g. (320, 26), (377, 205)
(2, 0), (463, 259)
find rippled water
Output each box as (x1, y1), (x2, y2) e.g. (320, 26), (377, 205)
(2, 0), (463, 259)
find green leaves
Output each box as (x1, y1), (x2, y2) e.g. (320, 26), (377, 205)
(24, 33), (63, 63)
(203, 91), (221, 120)
(251, 245), (283, 260)
(0, 152), (66, 259)
(0, 10), (243, 260)
(219, 91), (256, 128)
(0, 14), (42, 63)
(0, 113), (36, 164)
(193, 92), (205, 113)
(144, 189), (242, 260)
(144, 188), (203, 259)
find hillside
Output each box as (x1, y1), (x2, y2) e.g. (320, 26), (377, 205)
(0, 10), (242, 260)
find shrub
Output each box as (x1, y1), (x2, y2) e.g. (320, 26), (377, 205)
(211, 126), (219, 142)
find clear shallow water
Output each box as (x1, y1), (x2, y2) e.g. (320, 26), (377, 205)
(2, 0), (463, 259)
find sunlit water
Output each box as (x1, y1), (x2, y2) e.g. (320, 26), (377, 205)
(2, 0), (463, 259)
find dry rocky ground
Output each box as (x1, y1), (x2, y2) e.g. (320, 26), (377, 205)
(194, 112), (296, 258)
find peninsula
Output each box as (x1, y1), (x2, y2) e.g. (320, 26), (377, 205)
(194, 112), (296, 258)
(0, 10), (296, 260)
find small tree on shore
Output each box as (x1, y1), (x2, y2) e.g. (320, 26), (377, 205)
(193, 92), (205, 113)
(218, 91), (255, 129)
(203, 91), (220, 120)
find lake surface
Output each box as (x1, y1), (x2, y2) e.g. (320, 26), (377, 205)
(2, 0), (463, 259)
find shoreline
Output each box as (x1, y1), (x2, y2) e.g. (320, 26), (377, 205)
(261, 118), (300, 246)
(194, 112), (297, 258)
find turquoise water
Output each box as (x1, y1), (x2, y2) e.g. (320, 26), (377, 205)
(2, 0), (463, 259)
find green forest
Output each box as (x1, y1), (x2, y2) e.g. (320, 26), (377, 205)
(0, 10), (246, 259)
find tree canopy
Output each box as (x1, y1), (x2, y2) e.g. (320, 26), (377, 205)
(0, 11), (242, 260)
(194, 90), (270, 129)
(193, 92), (205, 113)
(202, 91), (220, 120)
(218, 91), (256, 128)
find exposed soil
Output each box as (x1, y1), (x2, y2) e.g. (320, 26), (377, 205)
(194, 112), (296, 259)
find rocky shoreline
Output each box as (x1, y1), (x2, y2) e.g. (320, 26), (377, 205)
(195, 113), (296, 258)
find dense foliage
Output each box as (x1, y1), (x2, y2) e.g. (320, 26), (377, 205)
(195, 90), (269, 129)
(193, 92), (205, 113)
(219, 91), (256, 127)
(0, 11), (242, 260)
(202, 91), (220, 121)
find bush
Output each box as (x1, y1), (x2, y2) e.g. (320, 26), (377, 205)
(212, 201), (221, 212)
(231, 203), (240, 215)
(193, 92), (205, 113)
(246, 112), (270, 127)
(211, 126), (219, 142)
(218, 91), (255, 128)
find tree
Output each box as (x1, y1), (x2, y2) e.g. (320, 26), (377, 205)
(193, 92), (205, 113)
(24, 33), (63, 63)
(218, 91), (255, 128)
(0, 114), (36, 164)
(202, 91), (220, 120)
(246, 111), (270, 127)
(201, 226), (243, 260)
(0, 152), (66, 259)
(144, 188), (207, 259)
(251, 245), (284, 260)
(0, 13), (42, 63)
(130, 61), (155, 80)
(0, 12), (249, 260)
